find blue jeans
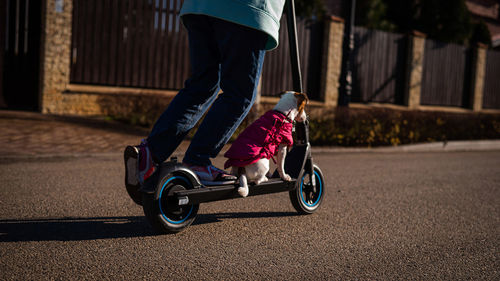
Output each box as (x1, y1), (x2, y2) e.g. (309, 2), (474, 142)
(147, 15), (268, 166)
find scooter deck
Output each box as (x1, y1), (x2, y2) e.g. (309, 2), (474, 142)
(174, 178), (297, 206)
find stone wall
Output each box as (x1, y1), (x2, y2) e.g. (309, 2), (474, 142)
(40, 0), (73, 114)
(39, 0), (176, 117)
(38, 1), (346, 118)
(471, 46), (487, 111)
(320, 16), (344, 107)
(405, 32), (426, 109)
(37, 1), (497, 118)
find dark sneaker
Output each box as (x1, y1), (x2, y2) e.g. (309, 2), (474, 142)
(124, 140), (157, 187)
(124, 145), (140, 189)
(184, 163), (236, 185)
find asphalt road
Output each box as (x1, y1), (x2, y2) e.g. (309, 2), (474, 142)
(1, 151), (499, 280)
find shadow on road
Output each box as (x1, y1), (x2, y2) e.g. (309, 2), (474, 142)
(0, 212), (297, 242)
(0, 216), (154, 242)
(194, 211), (299, 226)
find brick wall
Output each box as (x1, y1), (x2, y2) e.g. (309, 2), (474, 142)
(37, 1), (499, 119)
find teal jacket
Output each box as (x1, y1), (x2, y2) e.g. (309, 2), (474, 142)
(180, 0), (286, 50)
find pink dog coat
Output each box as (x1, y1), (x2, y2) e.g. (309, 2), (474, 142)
(224, 110), (293, 169)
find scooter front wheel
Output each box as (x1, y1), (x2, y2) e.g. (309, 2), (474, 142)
(142, 174), (199, 234)
(289, 164), (325, 214)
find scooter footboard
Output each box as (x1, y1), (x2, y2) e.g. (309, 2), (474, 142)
(174, 179), (297, 205)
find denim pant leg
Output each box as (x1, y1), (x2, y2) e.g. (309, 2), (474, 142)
(147, 15), (221, 163)
(183, 18), (268, 166)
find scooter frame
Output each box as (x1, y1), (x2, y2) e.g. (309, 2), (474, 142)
(137, 120), (324, 234)
(141, 120), (314, 204)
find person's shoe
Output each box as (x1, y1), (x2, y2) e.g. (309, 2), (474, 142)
(124, 140), (158, 187)
(183, 163), (237, 185)
(124, 145), (140, 189)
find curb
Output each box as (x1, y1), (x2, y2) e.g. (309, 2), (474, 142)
(312, 140), (500, 153)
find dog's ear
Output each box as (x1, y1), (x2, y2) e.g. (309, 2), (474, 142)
(294, 92), (309, 113)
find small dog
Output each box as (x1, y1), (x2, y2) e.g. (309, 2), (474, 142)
(224, 91), (309, 197)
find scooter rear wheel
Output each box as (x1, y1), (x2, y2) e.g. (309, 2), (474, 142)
(289, 164), (325, 214)
(142, 174), (199, 234)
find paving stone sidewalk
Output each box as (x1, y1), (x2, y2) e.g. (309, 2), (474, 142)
(1, 110), (499, 158)
(0, 110), (192, 157)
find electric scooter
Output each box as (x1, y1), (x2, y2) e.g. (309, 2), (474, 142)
(125, 0), (326, 234)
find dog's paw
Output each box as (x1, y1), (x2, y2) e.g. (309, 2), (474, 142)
(281, 174), (292, 181)
(238, 186), (249, 197)
(255, 176), (268, 185)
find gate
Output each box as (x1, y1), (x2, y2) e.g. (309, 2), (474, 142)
(260, 16), (323, 100)
(421, 39), (472, 107)
(70, 0), (323, 100)
(483, 49), (500, 109)
(351, 27), (408, 104)
(70, 0), (190, 90)
(1, 0), (42, 110)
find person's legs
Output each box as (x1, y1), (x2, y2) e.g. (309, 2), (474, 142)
(125, 15), (223, 186)
(183, 17), (268, 167)
(147, 15), (222, 163)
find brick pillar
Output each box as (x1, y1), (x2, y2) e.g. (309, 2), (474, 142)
(320, 16), (344, 107)
(404, 31), (426, 109)
(470, 45), (487, 112)
(40, 0), (73, 113)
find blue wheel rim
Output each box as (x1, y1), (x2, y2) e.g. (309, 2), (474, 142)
(158, 176), (194, 224)
(299, 171), (322, 207)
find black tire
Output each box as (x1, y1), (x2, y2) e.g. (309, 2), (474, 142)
(142, 174), (199, 234)
(289, 164), (325, 214)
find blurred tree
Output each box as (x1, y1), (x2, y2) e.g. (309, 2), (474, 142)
(414, 0), (473, 44)
(355, 0), (489, 46)
(294, 0), (326, 19)
(470, 20), (492, 45)
(356, 0), (397, 31)
(384, 0), (415, 32)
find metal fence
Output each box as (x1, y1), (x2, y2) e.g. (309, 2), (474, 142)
(70, 0), (322, 100)
(260, 16), (323, 99)
(351, 27), (408, 104)
(421, 39), (472, 107)
(483, 49), (500, 109)
(1, 0), (41, 110)
(68, 0), (499, 108)
(70, 0), (190, 89)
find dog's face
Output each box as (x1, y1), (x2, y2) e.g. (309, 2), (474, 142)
(273, 91), (309, 122)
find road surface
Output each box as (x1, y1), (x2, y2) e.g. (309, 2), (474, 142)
(1, 151), (499, 280)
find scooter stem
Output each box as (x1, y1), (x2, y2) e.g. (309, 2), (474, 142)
(285, 0), (303, 93)
(286, 0), (315, 185)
